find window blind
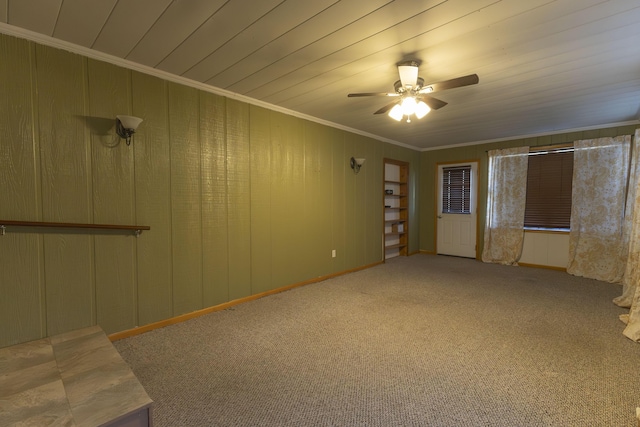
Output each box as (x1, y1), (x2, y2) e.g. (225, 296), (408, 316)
(442, 166), (471, 214)
(524, 150), (573, 229)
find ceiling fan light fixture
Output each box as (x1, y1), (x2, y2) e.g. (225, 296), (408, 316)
(400, 97), (418, 115)
(388, 104), (404, 121)
(415, 101), (430, 119)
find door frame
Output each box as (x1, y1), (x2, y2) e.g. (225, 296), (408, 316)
(435, 160), (480, 259)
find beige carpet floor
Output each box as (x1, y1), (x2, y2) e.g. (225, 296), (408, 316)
(114, 254), (640, 426)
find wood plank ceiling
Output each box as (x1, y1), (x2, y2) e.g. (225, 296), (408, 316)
(1, 0), (639, 150)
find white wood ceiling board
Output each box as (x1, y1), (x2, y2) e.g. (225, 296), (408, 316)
(463, 23), (640, 105)
(126, 0), (229, 67)
(53, 0), (117, 47)
(426, 94), (635, 143)
(402, 1), (600, 78)
(209, 0), (394, 90)
(156, 0), (285, 76)
(328, 75), (639, 147)
(91, 0), (172, 58)
(0, 0), (7, 22)
(466, 22), (640, 93)
(401, 83), (640, 147)
(418, 0), (618, 79)
(283, 0), (639, 132)
(182, 0), (340, 83)
(225, 0), (446, 94)
(323, 0), (619, 105)
(258, 0), (519, 105)
(232, 0), (454, 98)
(7, 0), (61, 35)
(248, 2), (544, 108)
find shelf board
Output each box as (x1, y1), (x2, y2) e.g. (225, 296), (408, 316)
(385, 232), (406, 237)
(384, 243), (407, 250)
(384, 219), (407, 224)
(0, 220), (150, 236)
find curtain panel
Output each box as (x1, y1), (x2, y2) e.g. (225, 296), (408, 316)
(567, 136), (632, 283)
(617, 129), (640, 341)
(482, 146), (529, 265)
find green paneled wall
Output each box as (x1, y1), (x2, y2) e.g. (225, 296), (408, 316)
(0, 33), (420, 348)
(419, 125), (640, 256)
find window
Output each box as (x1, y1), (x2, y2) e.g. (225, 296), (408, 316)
(524, 148), (573, 230)
(442, 165), (471, 214)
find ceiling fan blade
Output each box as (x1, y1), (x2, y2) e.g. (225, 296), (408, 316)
(419, 95), (448, 110)
(374, 101), (400, 115)
(348, 92), (399, 97)
(420, 74), (479, 93)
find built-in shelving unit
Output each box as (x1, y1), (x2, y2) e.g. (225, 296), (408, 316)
(384, 159), (409, 259)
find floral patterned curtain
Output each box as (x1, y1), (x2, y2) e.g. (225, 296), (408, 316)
(482, 146), (529, 265)
(614, 129), (640, 341)
(566, 136), (632, 283)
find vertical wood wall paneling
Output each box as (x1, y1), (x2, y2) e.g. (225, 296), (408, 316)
(408, 151), (420, 254)
(0, 36), (44, 347)
(286, 114), (306, 284)
(269, 112), (288, 288)
(269, 112), (304, 288)
(226, 99), (252, 300)
(342, 132), (357, 270)
(249, 105), (273, 294)
(330, 130), (347, 273)
(364, 139), (383, 264)
(352, 134), (369, 267)
(302, 121), (333, 278)
(87, 59), (137, 335)
(1, 32), (433, 348)
(132, 72), (173, 325)
(200, 92), (230, 306)
(36, 45), (95, 336)
(168, 83), (203, 315)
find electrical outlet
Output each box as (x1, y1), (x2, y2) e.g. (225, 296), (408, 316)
(331, 249), (336, 258)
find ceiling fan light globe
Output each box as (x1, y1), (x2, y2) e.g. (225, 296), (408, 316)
(388, 104), (404, 121)
(401, 97), (418, 115)
(415, 101), (430, 119)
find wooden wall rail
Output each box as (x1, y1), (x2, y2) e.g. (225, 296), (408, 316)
(0, 220), (150, 236)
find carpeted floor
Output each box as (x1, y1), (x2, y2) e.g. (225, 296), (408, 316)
(114, 255), (640, 426)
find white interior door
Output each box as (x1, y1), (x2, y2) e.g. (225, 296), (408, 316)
(437, 162), (478, 258)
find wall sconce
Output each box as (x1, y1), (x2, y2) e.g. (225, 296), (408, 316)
(116, 115), (143, 146)
(350, 157), (366, 174)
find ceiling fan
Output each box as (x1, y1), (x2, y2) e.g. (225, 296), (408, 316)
(347, 61), (479, 122)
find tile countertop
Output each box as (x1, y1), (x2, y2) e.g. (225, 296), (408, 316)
(0, 326), (153, 426)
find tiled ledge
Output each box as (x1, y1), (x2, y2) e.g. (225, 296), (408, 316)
(0, 326), (152, 426)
